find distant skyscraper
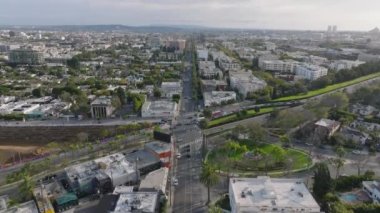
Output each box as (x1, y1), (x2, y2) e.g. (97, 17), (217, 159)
(333, 25), (338, 32)
(327, 25), (332, 32)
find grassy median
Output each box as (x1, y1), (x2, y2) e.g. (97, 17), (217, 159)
(273, 72), (380, 102)
(207, 107), (275, 128)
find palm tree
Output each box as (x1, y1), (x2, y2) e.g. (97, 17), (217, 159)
(19, 174), (35, 201)
(200, 162), (220, 205)
(332, 146), (346, 178)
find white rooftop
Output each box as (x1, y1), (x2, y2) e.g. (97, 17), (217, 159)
(230, 177), (321, 213)
(3, 200), (39, 213)
(112, 192), (158, 213)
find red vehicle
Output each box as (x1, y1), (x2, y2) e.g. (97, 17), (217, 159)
(212, 110), (223, 118)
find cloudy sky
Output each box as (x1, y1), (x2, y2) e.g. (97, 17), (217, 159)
(0, 0), (379, 31)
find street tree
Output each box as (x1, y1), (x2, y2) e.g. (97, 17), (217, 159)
(313, 162), (333, 201)
(200, 162), (220, 205)
(19, 174), (35, 201)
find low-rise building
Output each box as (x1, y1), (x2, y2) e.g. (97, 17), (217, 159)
(295, 64), (328, 80)
(203, 91), (237, 107)
(351, 104), (377, 116)
(160, 82), (181, 98)
(94, 153), (139, 187)
(141, 100), (178, 119)
(315, 118), (341, 138)
(90, 96), (114, 119)
(139, 167), (169, 197)
(201, 79), (228, 92)
(229, 177), (321, 213)
(113, 192), (159, 213)
(229, 70), (267, 98)
(3, 200), (39, 213)
(340, 126), (370, 145)
(33, 179), (78, 213)
(362, 180), (380, 203)
(124, 150), (161, 176)
(197, 49), (209, 61)
(174, 126), (203, 155)
(145, 141), (172, 167)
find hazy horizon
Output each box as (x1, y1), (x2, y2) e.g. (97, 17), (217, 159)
(1, 0), (380, 31)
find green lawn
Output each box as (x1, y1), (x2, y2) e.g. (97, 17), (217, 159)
(273, 72), (380, 102)
(207, 107), (275, 128)
(208, 142), (312, 174)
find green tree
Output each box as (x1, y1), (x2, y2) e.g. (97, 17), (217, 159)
(32, 87), (43, 97)
(279, 134), (291, 147)
(111, 95), (122, 109)
(200, 162), (220, 205)
(116, 87), (126, 105)
(208, 205), (223, 213)
(199, 119), (208, 129)
(153, 87), (161, 98)
(19, 174), (35, 201)
(313, 162), (333, 201)
(332, 146), (346, 179)
(67, 57), (80, 69)
(247, 122), (266, 145)
(203, 108), (212, 119)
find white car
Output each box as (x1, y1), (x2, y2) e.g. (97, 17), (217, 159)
(352, 150), (368, 155)
(176, 153), (182, 159)
(172, 177), (178, 186)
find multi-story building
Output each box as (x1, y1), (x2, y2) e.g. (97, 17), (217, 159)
(329, 60), (365, 71)
(295, 64), (328, 80)
(9, 48), (44, 65)
(362, 180), (380, 203)
(260, 60), (297, 73)
(198, 61), (222, 79)
(203, 91), (237, 107)
(229, 177), (322, 213)
(90, 96), (114, 119)
(197, 49), (209, 61)
(219, 58), (241, 71)
(139, 167), (169, 197)
(229, 70), (267, 98)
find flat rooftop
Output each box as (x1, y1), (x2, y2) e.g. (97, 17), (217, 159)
(139, 167), (168, 193)
(145, 141), (171, 153)
(113, 192), (159, 213)
(230, 177), (321, 212)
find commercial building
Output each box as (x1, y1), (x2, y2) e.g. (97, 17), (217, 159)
(219, 58), (241, 71)
(9, 48), (44, 65)
(229, 70), (267, 98)
(139, 167), (169, 196)
(64, 161), (112, 197)
(94, 153), (139, 187)
(229, 177), (321, 213)
(90, 191), (159, 213)
(145, 141), (172, 167)
(141, 100), (178, 119)
(295, 64), (328, 81)
(203, 91), (237, 107)
(160, 82), (182, 98)
(124, 150), (161, 175)
(362, 180), (380, 203)
(33, 179), (78, 213)
(90, 96), (114, 119)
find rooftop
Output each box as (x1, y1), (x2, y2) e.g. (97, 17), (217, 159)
(91, 96), (112, 106)
(145, 141), (171, 153)
(112, 192), (159, 213)
(230, 177), (320, 212)
(94, 153), (137, 180)
(3, 200), (39, 213)
(315, 118), (341, 130)
(139, 167), (169, 193)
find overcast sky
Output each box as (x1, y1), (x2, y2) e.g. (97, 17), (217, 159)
(0, 0), (379, 31)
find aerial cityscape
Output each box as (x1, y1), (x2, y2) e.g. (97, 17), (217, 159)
(0, 1), (380, 213)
